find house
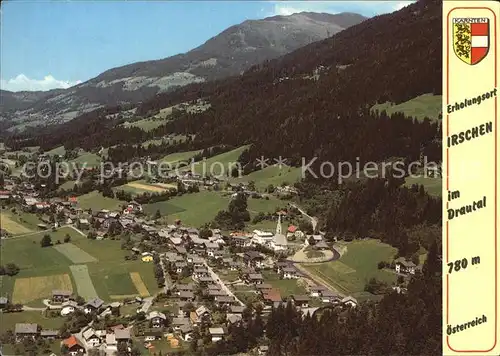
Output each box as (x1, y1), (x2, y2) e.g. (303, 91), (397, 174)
(62, 335), (85, 356)
(190, 305), (211, 325)
(179, 291), (195, 302)
(141, 252), (154, 262)
(290, 295), (310, 308)
(40, 330), (58, 340)
(77, 218), (90, 229)
(144, 331), (162, 341)
(258, 345), (269, 355)
(204, 242), (219, 257)
(282, 266), (299, 279)
(306, 234), (323, 246)
(243, 251), (264, 269)
(395, 258), (416, 274)
(84, 297), (104, 314)
(255, 283), (273, 295)
(149, 311), (167, 328)
(82, 327), (101, 348)
(52, 289), (72, 303)
(175, 246), (187, 255)
(0, 296), (9, 309)
(342, 296), (358, 308)
(199, 276), (216, 284)
(214, 295), (236, 307)
(309, 285), (327, 298)
(286, 225), (304, 239)
(175, 283), (194, 295)
(227, 313), (243, 325)
(193, 266), (209, 279)
(15, 323), (38, 342)
(60, 301), (79, 316)
(245, 273), (264, 285)
(321, 290), (341, 304)
(105, 333), (118, 350)
(179, 324), (194, 341)
(171, 317), (190, 331)
(175, 262), (188, 274)
(230, 306), (245, 315)
(262, 289), (282, 307)
(115, 328), (131, 342)
(209, 327), (226, 342)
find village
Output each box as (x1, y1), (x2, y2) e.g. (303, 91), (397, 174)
(0, 150), (421, 356)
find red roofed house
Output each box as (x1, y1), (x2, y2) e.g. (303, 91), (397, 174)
(62, 335), (85, 355)
(287, 225), (304, 239)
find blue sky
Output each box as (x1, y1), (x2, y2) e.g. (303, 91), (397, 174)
(1, 1), (413, 92)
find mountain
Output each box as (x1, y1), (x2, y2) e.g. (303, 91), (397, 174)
(0, 89), (64, 112)
(0, 11), (366, 131)
(11, 0), (441, 168)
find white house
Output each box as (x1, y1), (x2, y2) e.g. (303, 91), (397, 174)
(82, 327), (101, 348)
(395, 258), (416, 275)
(209, 327), (226, 342)
(60, 301), (78, 316)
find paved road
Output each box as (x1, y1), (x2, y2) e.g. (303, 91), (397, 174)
(204, 261), (244, 306)
(290, 203), (318, 233)
(3, 224), (82, 240)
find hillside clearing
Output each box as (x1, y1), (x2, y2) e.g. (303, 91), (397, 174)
(371, 93), (442, 121)
(12, 274), (73, 304)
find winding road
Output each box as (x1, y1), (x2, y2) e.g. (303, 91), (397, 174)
(289, 203), (318, 233)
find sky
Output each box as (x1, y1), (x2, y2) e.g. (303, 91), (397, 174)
(0, 0), (414, 92)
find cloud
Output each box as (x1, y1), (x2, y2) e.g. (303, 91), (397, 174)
(0, 74), (82, 92)
(269, 1), (416, 17)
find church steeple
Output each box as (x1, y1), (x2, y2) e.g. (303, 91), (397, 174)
(276, 213), (282, 235)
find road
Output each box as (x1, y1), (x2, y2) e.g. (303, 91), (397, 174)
(289, 203), (318, 233)
(2, 224), (85, 240)
(203, 261), (245, 307)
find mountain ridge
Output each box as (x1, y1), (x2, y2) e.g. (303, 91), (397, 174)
(0, 11), (367, 130)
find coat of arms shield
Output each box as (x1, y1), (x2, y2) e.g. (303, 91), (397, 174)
(453, 17), (490, 65)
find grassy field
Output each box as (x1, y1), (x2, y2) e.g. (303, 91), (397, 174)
(404, 175), (442, 197)
(233, 165), (303, 191)
(159, 149), (202, 166)
(1, 311), (65, 333)
(181, 145), (250, 177)
(1, 213), (32, 234)
(0, 210), (47, 235)
(69, 264), (99, 300)
(303, 239), (398, 296)
(123, 117), (168, 131)
(58, 180), (78, 191)
(262, 271), (307, 297)
(371, 93), (442, 122)
(53, 243), (98, 263)
(143, 190), (229, 226)
(1, 226), (157, 303)
(46, 145), (66, 156)
(114, 180), (176, 196)
(70, 151), (102, 168)
(76, 190), (124, 211)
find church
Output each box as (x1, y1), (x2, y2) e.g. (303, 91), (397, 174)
(252, 213), (288, 252)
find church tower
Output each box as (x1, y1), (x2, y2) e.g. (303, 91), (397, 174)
(275, 213), (282, 236)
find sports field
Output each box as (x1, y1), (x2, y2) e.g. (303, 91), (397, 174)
(69, 264), (98, 300)
(302, 239), (398, 296)
(12, 274), (73, 304)
(53, 243), (98, 263)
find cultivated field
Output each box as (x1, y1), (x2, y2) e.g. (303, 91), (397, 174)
(69, 264), (99, 300)
(12, 274), (73, 304)
(302, 240), (398, 297)
(130, 272), (150, 297)
(371, 93), (442, 122)
(54, 243), (98, 263)
(0, 213), (32, 234)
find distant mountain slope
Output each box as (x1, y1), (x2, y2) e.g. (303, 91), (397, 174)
(0, 12), (366, 130)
